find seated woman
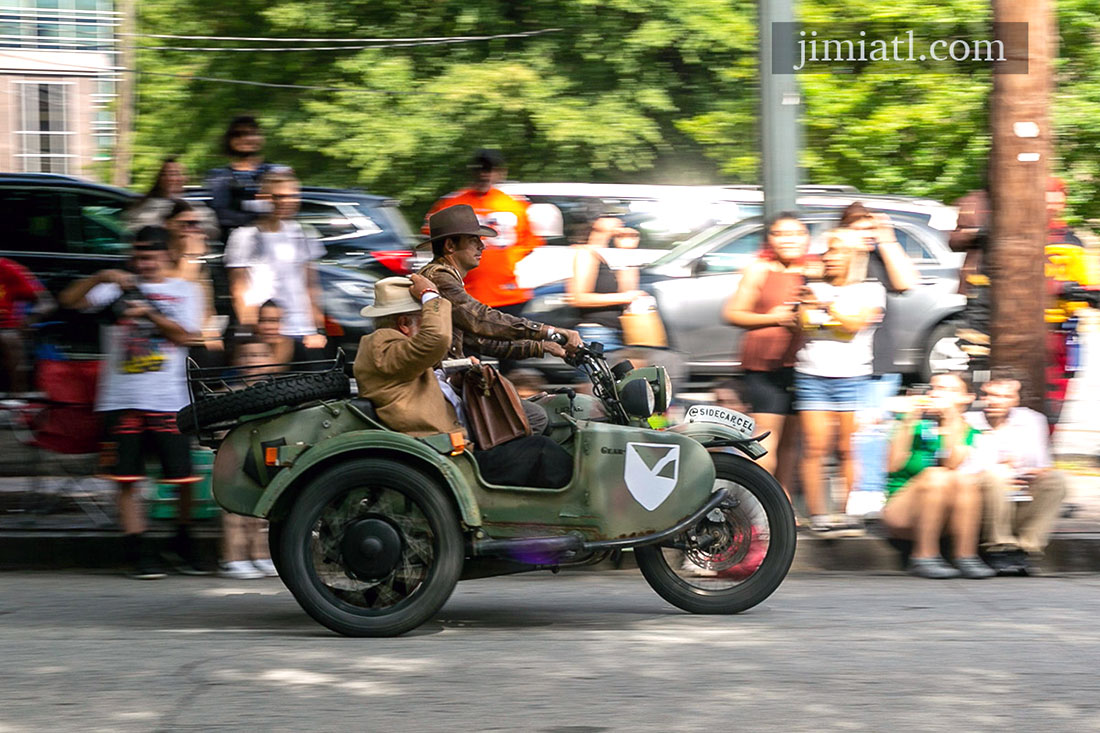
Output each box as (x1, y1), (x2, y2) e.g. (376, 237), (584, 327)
(881, 372), (994, 579)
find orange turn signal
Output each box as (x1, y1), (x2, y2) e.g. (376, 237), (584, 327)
(449, 432), (466, 455)
(265, 446), (279, 466)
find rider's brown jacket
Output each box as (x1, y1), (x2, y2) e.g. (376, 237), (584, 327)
(420, 259), (550, 361)
(352, 296), (465, 438)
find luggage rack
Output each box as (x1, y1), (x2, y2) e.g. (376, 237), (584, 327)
(181, 350), (351, 443)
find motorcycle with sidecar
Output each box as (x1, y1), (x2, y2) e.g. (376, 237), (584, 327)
(178, 341), (796, 637)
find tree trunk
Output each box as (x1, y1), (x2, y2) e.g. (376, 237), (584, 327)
(989, 0), (1053, 411)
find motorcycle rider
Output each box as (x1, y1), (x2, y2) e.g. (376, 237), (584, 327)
(419, 204), (583, 362)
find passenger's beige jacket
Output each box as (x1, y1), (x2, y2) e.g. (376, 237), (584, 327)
(352, 297), (464, 437)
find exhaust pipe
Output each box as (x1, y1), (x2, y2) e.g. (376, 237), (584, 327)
(471, 488), (733, 559)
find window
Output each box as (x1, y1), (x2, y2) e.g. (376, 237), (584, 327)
(299, 200), (380, 241)
(16, 82), (74, 174)
(0, 189), (65, 254)
(699, 231), (763, 274)
(76, 192), (129, 254)
(894, 227), (934, 262)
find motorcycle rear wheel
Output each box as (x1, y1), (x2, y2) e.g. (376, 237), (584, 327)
(635, 452), (795, 615)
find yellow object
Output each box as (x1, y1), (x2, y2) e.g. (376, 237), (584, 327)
(1045, 243), (1097, 323)
(1046, 244), (1095, 286)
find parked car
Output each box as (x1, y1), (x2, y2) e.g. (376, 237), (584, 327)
(521, 200), (966, 383)
(0, 173), (381, 358)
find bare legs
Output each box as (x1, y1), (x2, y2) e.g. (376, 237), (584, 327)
(752, 412), (787, 477)
(799, 410), (858, 517)
(881, 467), (984, 558)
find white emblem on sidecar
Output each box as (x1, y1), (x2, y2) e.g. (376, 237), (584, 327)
(624, 442), (680, 511)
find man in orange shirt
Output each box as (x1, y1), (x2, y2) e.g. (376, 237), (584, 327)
(423, 149), (542, 316)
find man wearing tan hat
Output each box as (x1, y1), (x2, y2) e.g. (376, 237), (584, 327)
(419, 204), (583, 362)
(354, 273), (572, 488)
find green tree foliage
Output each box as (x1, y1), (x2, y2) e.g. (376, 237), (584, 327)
(132, 0), (1099, 224)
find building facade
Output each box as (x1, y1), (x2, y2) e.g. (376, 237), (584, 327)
(0, 1), (118, 178)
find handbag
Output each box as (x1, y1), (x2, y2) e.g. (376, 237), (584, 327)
(619, 310), (668, 348)
(458, 365), (532, 450)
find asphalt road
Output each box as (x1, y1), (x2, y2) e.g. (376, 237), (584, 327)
(1, 570), (1098, 732)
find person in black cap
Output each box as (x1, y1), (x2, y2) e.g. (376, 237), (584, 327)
(60, 227), (206, 579)
(205, 115), (291, 242)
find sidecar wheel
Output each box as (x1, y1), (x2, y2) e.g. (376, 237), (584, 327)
(635, 452), (795, 615)
(279, 458), (463, 637)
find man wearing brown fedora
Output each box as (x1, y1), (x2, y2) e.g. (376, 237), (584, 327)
(419, 204), (582, 363)
(353, 273), (572, 488)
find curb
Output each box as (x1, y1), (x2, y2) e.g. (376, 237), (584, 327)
(3, 529), (1099, 573)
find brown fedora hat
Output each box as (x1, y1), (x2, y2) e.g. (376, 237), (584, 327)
(419, 204), (497, 248)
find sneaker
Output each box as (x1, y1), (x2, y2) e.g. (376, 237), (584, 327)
(131, 535), (166, 580)
(908, 556), (962, 579)
(131, 560), (167, 580)
(984, 550), (1023, 575)
(1010, 549), (1039, 577)
(251, 558), (279, 577)
(220, 560), (265, 580)
(168, 530), (215, 576)
(808, 515), (833, 534)
(830, 514), (866, 538)
(954, 556), (996, 579)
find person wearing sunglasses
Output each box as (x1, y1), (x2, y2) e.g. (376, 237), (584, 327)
(205, 115), (291, 242)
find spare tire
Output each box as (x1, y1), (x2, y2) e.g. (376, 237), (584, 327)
(177, 369), (350, 432)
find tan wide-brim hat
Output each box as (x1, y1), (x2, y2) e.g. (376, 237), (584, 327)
(417, 203), (497, 249)
(360, 277), (422, 318)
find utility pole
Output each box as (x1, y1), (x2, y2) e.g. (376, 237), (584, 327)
(988, 0), (1053, 411)
(758, 0), (801, 217)
(111, 0), (135, 187)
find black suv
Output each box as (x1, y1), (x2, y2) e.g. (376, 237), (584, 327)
(0, 173), (392, 357)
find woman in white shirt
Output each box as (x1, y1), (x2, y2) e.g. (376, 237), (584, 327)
(795, 231), (886, 532)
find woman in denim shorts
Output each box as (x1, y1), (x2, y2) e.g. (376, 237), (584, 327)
(794, 231), (886, 532)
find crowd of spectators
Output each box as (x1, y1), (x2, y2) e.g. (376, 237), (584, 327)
(0, 113), (1088, 583)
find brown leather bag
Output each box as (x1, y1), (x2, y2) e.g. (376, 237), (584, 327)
(458, 365), (531, 450)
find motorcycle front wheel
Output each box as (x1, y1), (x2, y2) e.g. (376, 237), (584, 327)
(635, 452), (796, 615)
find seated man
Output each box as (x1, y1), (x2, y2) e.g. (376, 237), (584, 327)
(881, 372), (994, 579)
(969, 369), (1067, 575)
(353, 274), (572, 489)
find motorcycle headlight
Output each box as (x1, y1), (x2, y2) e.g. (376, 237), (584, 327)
(620, 378), (656, 418)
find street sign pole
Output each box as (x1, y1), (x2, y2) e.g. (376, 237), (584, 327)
(758, 0), (801, 218)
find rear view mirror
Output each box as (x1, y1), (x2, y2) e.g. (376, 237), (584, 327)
(692, 258), (709, 276)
